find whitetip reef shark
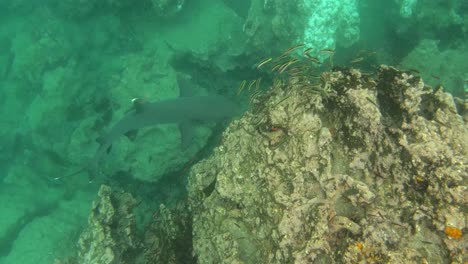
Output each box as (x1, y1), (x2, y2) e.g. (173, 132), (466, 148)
(72, 74), (242, 181)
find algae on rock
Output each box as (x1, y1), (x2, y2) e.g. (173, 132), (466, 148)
(57, 65), (467, 264)
(188, 65), (467, 263)
(57, 185), (141, 264)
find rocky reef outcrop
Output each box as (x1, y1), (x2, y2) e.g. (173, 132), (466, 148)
(188, 65), (467, 263)
(56, 185), (141, 264)
(142, 203), (194, 263)
(58, 65), (467, 264)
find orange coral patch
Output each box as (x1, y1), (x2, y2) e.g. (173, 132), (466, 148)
(444, 226), (462, 239)
(356, 242), (364, 251)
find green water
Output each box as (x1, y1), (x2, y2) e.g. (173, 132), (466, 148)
(0, 0), (466, 263)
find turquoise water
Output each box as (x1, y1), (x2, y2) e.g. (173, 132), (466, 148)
(0, 0), (466, 263)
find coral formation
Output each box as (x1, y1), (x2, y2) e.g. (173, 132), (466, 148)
(187, 65), (467, 263)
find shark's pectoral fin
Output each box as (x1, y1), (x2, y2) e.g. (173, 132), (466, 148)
(131, 98), (150, 114)
(179, 121), (194, 149)
(124, 129), (139, 141)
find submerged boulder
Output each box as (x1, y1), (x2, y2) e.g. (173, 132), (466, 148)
(58, 65), (467, 264)
(188, 65), (467, 263)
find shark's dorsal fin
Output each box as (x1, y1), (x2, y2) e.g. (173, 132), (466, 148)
(124, 129), (138, 141)
(131, 98), (149, 114)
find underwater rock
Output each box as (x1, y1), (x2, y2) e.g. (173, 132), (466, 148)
(302, 0), (360, 52)
(188, 65), (467, 263)
(402, 39), (468, 98)
(68, 64), (212, 183)
(150, 0), (184, 18)
(58, 185), (141, 264)
(243, 0), (359, 59)
(393, 0), (466, 51)
(399, 0), (418, 17)
(243, 0), (309, 55)
(142, 202), (195, 264)
(52, 0), (137, 19)
(11, 7), (72, 85)
(56, 187), (196, 264)
(164, 0), (246, 72)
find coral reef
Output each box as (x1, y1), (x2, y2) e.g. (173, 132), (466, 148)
(188, 65), (467, 263)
